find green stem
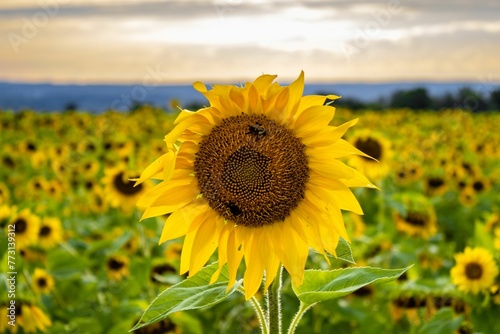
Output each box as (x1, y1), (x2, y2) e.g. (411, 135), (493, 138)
(267, 266), (283, 334)
(238, 287), (269, 334)
(287, 302), (314, 334)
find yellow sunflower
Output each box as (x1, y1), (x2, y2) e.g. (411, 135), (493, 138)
(0, 302), (52, 333)
(393, 194), (437, 239)
(347, 129), (392, 182)
(451, 247), (498, 294)
(135, 72), (375, 299)
(106, 254), (130, 281)
(7, 208), (41, 249)
(103, 166), (151, 213)
(33, 268), (55, 294)
(0, 182), (10, 204)
(38, 217), (64, 249)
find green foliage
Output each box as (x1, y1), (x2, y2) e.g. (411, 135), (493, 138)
(131, 262), (242, 331)
(294, 266), (410, 305)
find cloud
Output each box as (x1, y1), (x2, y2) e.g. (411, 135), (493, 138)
(0, 0), (499, 83)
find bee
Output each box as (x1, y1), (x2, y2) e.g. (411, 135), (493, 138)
(247, 122), (266, 140)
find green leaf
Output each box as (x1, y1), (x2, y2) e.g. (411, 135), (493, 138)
(313, 237), (355, 264)
(474, 221), (494, 252)
(131, 262), (241, 331)
(417, 308), (463, 334)
(47, 249), (86, 279)
(334, 237), (355, 264)
(293, 266), (410, 305)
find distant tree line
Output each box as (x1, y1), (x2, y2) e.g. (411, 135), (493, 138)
(327, 87), (500, 112)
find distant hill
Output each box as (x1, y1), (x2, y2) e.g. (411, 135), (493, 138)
(0, 81), (497, 113)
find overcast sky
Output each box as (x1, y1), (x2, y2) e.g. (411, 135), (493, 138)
(1, 0), (499, 84)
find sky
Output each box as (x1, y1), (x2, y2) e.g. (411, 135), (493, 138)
(0, 0), (499, 84)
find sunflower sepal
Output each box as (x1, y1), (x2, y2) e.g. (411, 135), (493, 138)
(130, 261), (242, 332)
(292, 265), (412, 306)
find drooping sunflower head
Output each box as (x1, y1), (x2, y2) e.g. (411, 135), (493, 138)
(136, 72), (376, 299)
(393, 193), (437, 239)
(451, 247), (499, 295)
(106, 254), (130, 281)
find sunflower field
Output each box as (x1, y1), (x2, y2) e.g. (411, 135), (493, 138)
(1, 103), (500, 334)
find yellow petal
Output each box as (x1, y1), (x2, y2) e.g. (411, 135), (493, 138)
(253, 74), (278, 95)
(226, 227), (244, 290)
(133, 152), (169, 185)
(243, 229), (265, 300)
(210, 222), (233, 284)
(294, 105), (336, 138)
(309, 159), (355, 181)
(159, 200), (208, 244)
(308, 182), (364, 215)
(149, 179), (198, 208)
(277, 222), (308, 287)
(189, 212), (222, 275)
(300, 118), (358, 147)
(180, 231), (195, 275)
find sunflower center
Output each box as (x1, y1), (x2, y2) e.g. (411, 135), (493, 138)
(428, 177), (444, 189)
(195, 114), (309, 227)
(14, 218), (27, 233)
(473, 181), (484, 192)
(39, 225), (52, 237)
(108, 258), (125, 271)
(113, 172), (143, 196)
(405, 211), (427, 227)
(37, 277), (48, 288)
(354, 137), (382, 160)
(465, 262), (483, 279)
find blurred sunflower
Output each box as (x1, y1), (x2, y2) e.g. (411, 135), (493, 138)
(38, 217), (64, 249)
(451, 247), (498, 295)
(348, 130), (392, 182)
(0, 182), (9, 204)
(0, 302), (52, 333)
(135, 72), (375, 299)
(103, 166), (151, 213)
(493, 228), (500, 251)
(33, 268), (55, 294)
(458, 186), (477, 207)
(164, 241), (183, 261)
(393, 194), (437, 239)
(425, 174), (448, 197)
(106, 254), (130, 281)
(389, 293), (427, 325)
(8, 208), (41, 249)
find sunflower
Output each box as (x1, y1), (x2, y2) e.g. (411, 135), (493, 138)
(33, 268), (55, 294)
(389, 293), (427, 325)
(135, 72), (375, 299)
(451, 247), (499, 294)
(0, 182), (10, 204)
(493, 228), (500, 251)
(393, 194), (437, 239)
(103, 166), (151, 213)
(0, 302), (52, 333)
(347, 129), (392, 182)
(106, 254), (130, 281)
(38, 217), (64, 249)
(7, 208), (41, 249)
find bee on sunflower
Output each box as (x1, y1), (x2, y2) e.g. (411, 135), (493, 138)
(135, 72), (376, 299)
